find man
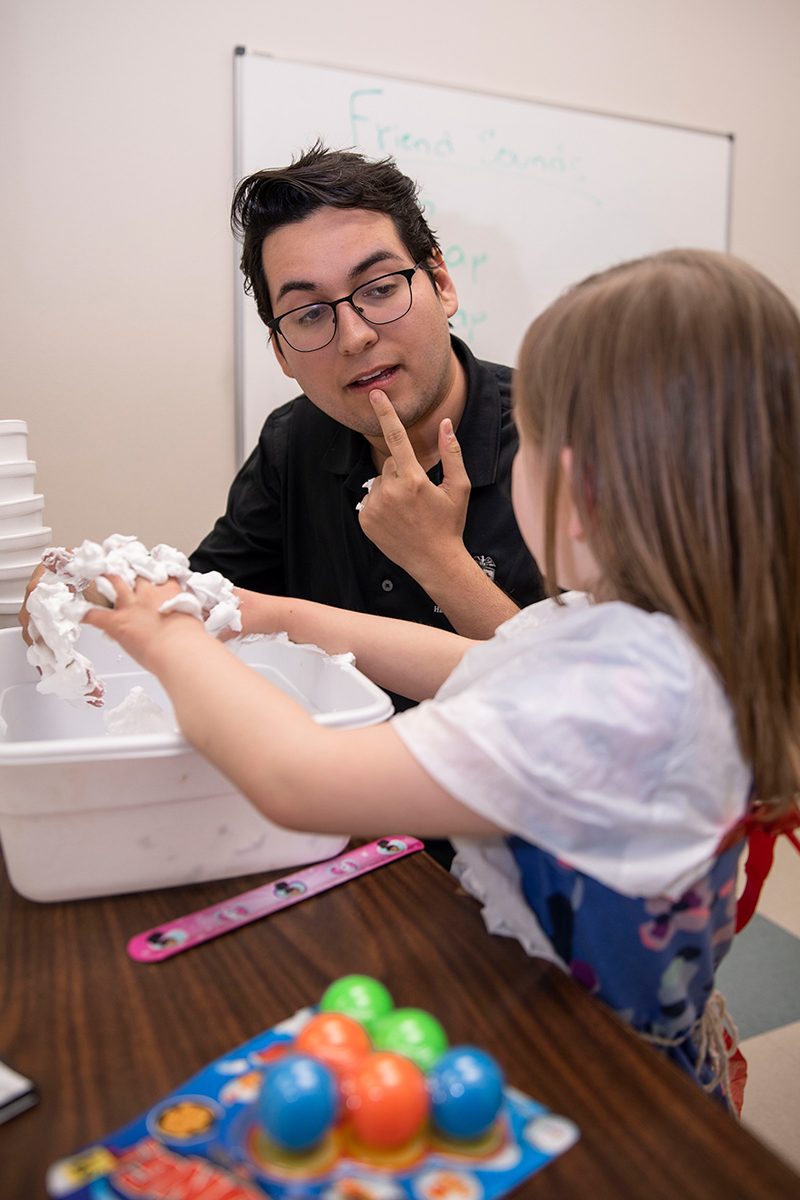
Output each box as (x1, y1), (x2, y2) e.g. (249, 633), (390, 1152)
(190, 143), (544, 701)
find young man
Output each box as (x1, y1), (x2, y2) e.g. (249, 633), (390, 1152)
(190, 144), (544, 700)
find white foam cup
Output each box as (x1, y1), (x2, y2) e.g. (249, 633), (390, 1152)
(0, 555), (42, 602)
(0, 495), (44, 537)
(0, 421), (29, 465)
(0, 462), (36, 503)
(0, 563), (40, 603)
(0, 527), (52, 568)
(0, 559), (41, 582)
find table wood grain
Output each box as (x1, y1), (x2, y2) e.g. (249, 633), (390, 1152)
(0, 847), (798, 1199)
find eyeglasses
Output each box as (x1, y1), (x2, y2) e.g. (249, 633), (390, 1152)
(266, 263), (424, 353)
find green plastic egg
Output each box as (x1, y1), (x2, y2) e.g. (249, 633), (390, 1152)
(371, 1008), (449, 1071)
(319, 975), (394, 1030)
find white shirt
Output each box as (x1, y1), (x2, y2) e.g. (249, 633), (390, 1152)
(394, 594), (750, 902)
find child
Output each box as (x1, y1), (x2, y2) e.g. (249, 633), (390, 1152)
(85, 249), (800, 1110)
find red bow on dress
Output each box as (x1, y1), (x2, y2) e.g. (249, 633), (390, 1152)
(717, 805), (800, 932)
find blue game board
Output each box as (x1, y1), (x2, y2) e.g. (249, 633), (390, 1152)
(47, 1009), (580, 1200)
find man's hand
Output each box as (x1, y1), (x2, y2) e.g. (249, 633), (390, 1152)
(358, 389), (520, 639)
(358, 389), (471, 577)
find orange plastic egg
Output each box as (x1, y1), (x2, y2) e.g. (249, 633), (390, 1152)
(342, 1051), (429, 1149)
(295, 1012), (372, 1075)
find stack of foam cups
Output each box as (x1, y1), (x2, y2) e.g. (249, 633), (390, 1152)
(0, 421), (52, 630)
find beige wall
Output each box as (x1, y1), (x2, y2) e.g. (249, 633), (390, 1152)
(2, 0), (799, 552)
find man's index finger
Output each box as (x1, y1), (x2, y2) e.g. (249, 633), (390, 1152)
(368, 389), (418, 470)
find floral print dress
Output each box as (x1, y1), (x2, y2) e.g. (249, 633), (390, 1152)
(507, 836), (743, 1103)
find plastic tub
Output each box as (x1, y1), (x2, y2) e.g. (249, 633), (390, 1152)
(0, 526), (52, 567)
(0, 626), (393, 901)
(0, 421), (28, 465)
(0, 462), (36, 503)
(0, 494), (44, 536)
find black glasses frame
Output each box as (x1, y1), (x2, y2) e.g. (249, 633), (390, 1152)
(266, 263), (424, 353)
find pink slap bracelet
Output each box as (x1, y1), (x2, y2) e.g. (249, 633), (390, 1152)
(127, 837), (424, 962)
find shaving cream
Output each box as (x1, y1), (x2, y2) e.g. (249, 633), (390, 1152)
(26, 535), (242, 705)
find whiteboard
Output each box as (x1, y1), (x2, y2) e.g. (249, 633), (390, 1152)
(234, 51), (732, 462)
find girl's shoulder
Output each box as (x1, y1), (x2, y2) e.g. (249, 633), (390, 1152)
(499, 591), (686, 648)
(450, 593), (707, 701)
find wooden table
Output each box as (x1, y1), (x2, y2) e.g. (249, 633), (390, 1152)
(0, 846), (798, 1199)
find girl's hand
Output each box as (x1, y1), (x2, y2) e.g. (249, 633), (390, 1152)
(82, 575), (206, 674)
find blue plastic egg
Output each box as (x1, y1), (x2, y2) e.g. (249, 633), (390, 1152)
(258, 1053), (339, 1150)
(427, 1046), (504, 1139)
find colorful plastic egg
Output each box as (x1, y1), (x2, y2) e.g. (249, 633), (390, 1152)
(257, 1054), (339, 1150)
(342, 1051), (428, 1149)
(371, 1007), (448, 1071)
(427, 1046), (504, 1139)
(295, 1011), (372, 1075)
(319, 975), (394, 1030)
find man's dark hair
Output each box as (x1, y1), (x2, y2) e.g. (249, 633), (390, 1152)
(231, 141), (441, 327)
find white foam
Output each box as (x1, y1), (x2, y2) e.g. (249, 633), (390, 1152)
(26, 535), (242, 705)
(103, 686), (177, 736)
(355, 477), (375, 512)
(25, 580), (101, 704)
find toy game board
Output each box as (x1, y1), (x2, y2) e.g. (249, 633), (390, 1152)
(47, 1010), (580, 1200)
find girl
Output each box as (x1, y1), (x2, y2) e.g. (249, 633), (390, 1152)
(85, 249), (800, 1110)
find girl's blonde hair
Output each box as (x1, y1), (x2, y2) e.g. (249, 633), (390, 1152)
(515, 249), (800, 817)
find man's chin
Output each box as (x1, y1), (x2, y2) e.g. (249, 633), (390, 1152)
(346, 416), (386, 439)
(340, 400), (408, 439)
(314, 390), (437, 438)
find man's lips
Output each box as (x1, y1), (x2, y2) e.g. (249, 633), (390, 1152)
(346, 365), (398, 390)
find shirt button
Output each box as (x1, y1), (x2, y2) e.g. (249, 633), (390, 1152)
(381, 579), (394, 592)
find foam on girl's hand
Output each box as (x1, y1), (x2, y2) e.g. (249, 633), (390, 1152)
(26, 535), (242, 706)
(25, 579), (100, 703)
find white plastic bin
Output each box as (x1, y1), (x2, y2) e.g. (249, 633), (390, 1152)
(0, 626), (393, 901)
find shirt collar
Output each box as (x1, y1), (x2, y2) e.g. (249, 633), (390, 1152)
(320, 336), (504, 491)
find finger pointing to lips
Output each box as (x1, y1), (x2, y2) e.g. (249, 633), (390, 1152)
(368, 389), (419, 472)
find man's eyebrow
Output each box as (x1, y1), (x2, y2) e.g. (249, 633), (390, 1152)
(275, 278), (318, 305)
(347, 249), (404, 283)
(274, 250), (405, 306)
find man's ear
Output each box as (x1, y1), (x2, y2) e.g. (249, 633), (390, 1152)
(270, 334), (296, 380)
(428, 252), (459, 319)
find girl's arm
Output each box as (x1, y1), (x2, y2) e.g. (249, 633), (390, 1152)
(84, 580), (502, 839)
(235, 589), (476, 703)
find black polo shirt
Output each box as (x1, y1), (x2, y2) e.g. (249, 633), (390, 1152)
(190, 337), (544, 667)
